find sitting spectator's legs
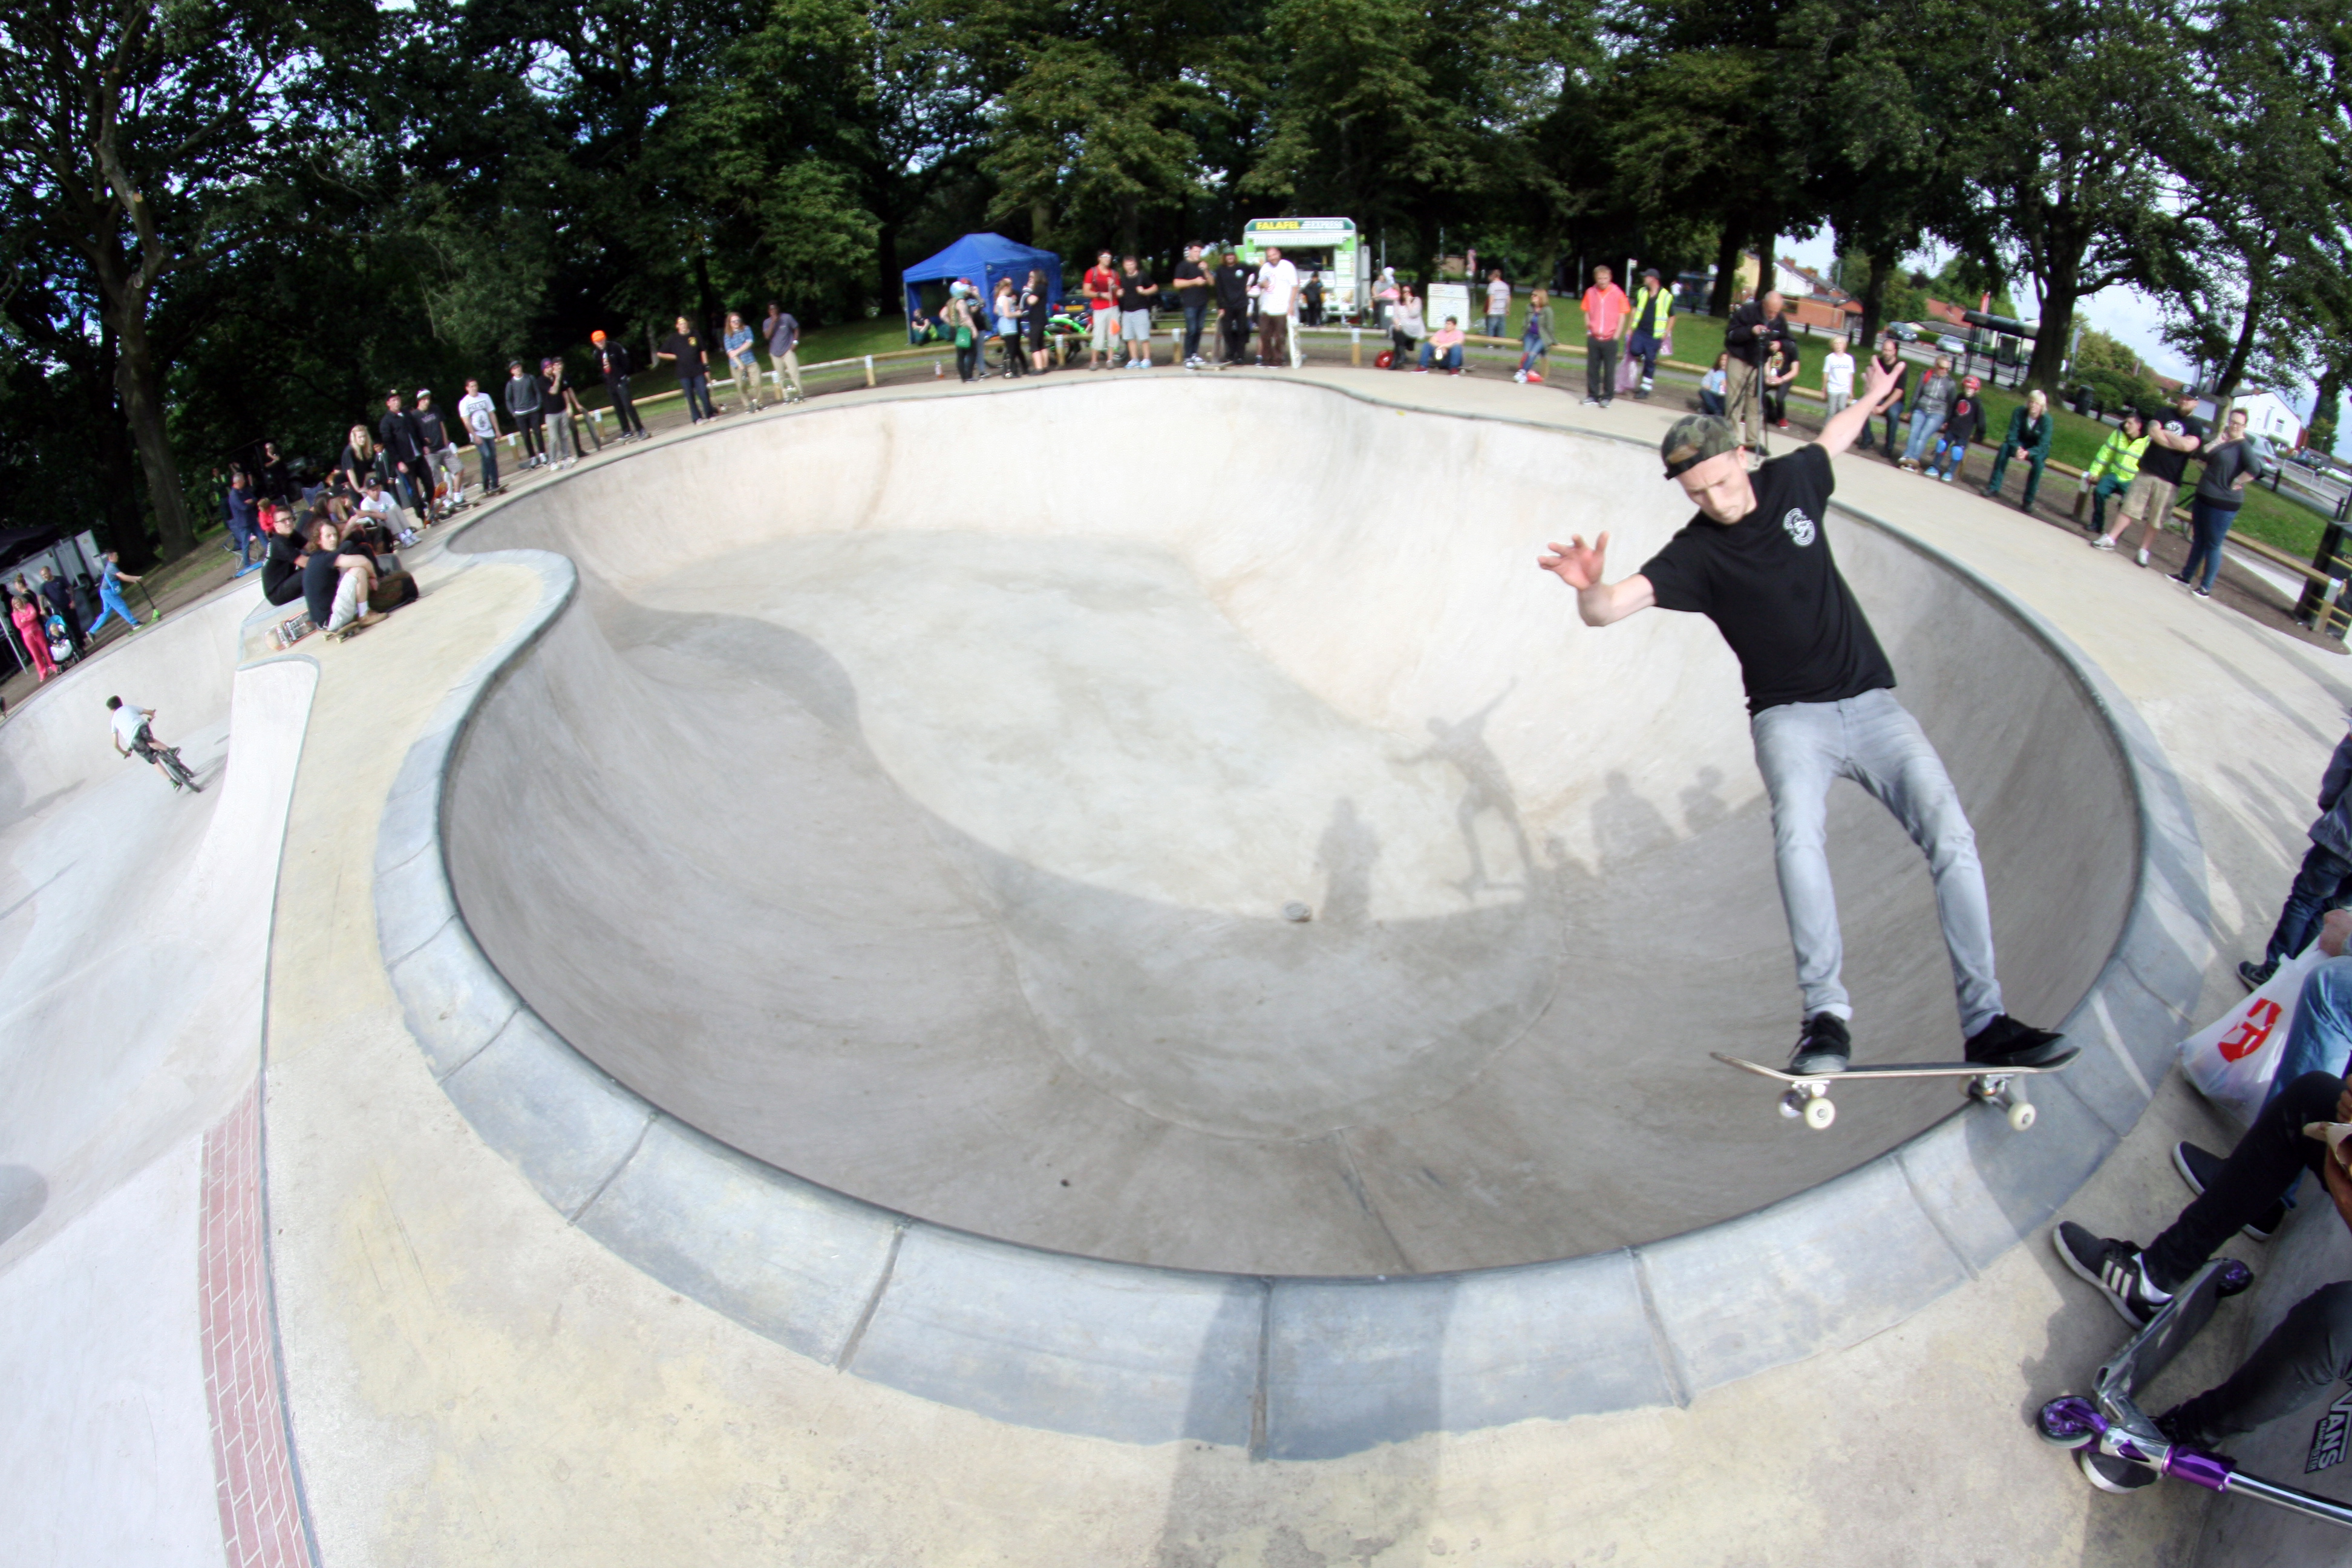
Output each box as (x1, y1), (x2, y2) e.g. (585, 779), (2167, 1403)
(2265, 956), (2352, 1106)
(2164, 1281), (2352, 1448)
(2143, 1071), (2337, 1292)
(327, 558), (376, 632)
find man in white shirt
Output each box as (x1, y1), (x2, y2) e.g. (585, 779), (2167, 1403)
(1255, 247), (1299, 368)
(107, 696), (177, 785)
(1821, 335), (1855, 418)
(457, 377), (503, 496)
(1484, 270), (1511, 338)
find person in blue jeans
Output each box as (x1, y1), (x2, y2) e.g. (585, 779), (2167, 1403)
(2239, 728), (2352, 991)
(2174, 406), (2255, 598)
(1898, 354), (1954, 468)
(1416, 317), (1467, 372)
(1535, 358), (2067, 1076)
(2054, 1054), (2352, 1491)
(88, 551), (145, 638)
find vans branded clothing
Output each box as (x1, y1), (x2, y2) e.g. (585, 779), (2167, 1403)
(2140, 411), (2207, 485)
(1637, 443), (1895, 714)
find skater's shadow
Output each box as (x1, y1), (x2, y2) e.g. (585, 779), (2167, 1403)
(1404, 684), (1534, 900)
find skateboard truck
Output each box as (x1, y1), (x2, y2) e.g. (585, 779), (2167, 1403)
(1719, 1051), (2066, 1134)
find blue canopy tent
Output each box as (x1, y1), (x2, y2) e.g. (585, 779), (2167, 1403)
(901, 234), (1063, 342)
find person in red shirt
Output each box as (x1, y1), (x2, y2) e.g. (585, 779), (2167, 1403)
(1580, 264), (1630, 408)
(1083, 250), (1119, 371)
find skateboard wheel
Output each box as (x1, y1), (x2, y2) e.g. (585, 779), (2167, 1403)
(2007, 1100), (2036, 1132)
(1803, 1096), (1836, 1131)
(1779, 1089), (1805, 1119)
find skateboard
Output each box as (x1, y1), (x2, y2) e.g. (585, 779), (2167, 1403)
(1711, 1050), (2079, 1132)
(2036, 1256), (2352, 1526)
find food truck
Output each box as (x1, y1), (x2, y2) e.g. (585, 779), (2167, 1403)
(1236, 218), (1371, 321)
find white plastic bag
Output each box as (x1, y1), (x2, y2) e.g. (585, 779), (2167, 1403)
(2180, 945), (2325, 1125)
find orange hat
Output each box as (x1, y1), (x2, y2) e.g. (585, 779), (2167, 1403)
(590, 330), (607, 344)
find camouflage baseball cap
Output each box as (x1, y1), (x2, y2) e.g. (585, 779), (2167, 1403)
(1661, 414), (1739, 479)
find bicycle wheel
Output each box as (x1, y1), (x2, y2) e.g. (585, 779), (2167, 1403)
(164, 748), (201, 791)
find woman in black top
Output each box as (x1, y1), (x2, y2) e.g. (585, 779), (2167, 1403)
(1022, 269), (1053, 374)
(2176, 406), (2257, 598)
(336, 425), (381, 498)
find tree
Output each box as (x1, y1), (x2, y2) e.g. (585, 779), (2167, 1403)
(1954, 0), (2181, 390)
(0, 0), (367, 561)
(2157, 0), (2352, 406)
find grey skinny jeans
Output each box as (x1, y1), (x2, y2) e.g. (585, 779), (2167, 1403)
(1751, 687), (2004, 1034)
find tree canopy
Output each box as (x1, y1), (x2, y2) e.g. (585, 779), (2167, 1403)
(1, 0), (2344, 561)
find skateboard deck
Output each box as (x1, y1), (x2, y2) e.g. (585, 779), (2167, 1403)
(1713, 1050), (2077, 1131)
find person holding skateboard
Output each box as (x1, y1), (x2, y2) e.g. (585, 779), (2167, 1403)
(1535, 353), (2069, 1076)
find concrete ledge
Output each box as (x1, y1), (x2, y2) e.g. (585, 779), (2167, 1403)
(372, 384), (2209, 1455)
(849, 1228), (1264, 1449)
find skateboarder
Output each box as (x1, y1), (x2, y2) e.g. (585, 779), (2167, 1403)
(1535, 354), (2066, 1075)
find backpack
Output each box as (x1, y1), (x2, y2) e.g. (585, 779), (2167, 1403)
(368, 569), (420, 613)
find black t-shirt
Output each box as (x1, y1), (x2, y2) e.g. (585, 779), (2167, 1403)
(1214, 264), (1250, 311)
(2140, 411), (2206, 485)
(1638, 443), (1896, 714)
(660, 332), (704, 370)
(2196, 439), (2256, 511)
(1119, 274), (1155, 312)
(261, 533), (305, 606)
(414, 408), (448, 449)
(301, 547), (346, 626)
(1172, 260), (1206, 303)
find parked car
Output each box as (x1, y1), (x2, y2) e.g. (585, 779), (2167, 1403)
(1936, 335), (1968, 356)
(2288, 446), (2332, 472)
(1887, 322), (1921, 342)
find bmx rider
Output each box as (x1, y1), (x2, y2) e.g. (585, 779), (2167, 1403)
(108, 696), (183, 788)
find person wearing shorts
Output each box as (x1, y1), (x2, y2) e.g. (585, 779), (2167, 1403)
(2097, 391), (2206, 566)
(1117, 256), (1158, 368)
(1085, 250), (1119, 370)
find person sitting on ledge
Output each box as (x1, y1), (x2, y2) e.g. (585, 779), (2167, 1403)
(2055, 913), (2352, 1492)
(1535, 353), (2070, 1076)
(1416, 316), (1466, 374)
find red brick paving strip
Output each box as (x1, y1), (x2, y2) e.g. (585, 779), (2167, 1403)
(201, 1083), (315, 1567)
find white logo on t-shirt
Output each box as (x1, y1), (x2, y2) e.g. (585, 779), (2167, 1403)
(1782, 508), (1817, 547)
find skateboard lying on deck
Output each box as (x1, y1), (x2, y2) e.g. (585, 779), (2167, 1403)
(1711, 1050), (2079, 1132)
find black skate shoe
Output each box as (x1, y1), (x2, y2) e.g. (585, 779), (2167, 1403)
(1964, 1014), (2076, 1069)
(1786, 1013), (1851, 1075)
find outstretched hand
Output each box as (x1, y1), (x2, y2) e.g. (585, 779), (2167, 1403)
(1538, 534), (1609, 591)
(1861, 352), (1903, 413)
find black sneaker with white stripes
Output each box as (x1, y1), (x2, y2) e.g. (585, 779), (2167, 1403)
(2053, 1221), (2171, 1328)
